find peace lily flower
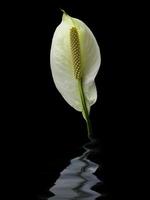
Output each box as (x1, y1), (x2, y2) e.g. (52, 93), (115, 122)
(50, 10), (101, 138)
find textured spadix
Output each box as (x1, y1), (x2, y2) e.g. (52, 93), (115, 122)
(50, 11), (101, 120)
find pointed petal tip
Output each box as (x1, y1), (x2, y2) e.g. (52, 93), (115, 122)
(59, 9), (69, 21)
(60, 8), (67, 14)
(59, 9), (74, 24)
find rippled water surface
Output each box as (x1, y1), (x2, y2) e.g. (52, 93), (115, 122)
(49, 149), (101, 199)
(38, 141), (103, 200)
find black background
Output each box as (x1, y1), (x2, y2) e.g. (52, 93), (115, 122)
(3, 1), (137, 200)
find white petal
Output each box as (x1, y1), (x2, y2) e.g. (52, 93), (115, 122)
(73, 18), (101, 112)
(50, 14), (101, 113)
(50, 18), (82, 111)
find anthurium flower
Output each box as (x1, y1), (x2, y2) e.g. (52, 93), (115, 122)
(50, 10), (101, 138)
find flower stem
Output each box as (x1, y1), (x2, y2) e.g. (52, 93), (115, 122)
(78, 79), (93, 139)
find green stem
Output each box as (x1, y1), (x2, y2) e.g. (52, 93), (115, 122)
(78, 79), (93, 139)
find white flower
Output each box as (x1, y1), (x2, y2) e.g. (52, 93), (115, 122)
(50, 11), (101, 137)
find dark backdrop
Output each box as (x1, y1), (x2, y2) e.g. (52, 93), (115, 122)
(3, 1), (134, 200)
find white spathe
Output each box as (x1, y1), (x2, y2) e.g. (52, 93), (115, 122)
(50, 12), (101, 114)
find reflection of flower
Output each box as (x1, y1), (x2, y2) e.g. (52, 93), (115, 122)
(50, 11), (101, 138)
(48, 150), (101, 200)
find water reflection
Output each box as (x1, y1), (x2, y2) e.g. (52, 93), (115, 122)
(48, 143), (101, 200)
